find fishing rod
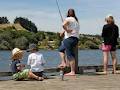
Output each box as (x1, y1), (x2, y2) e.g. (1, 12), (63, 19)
(55, 0), (65, 38)
(56, 0), (63, 22)
(55, 0), (66, 78)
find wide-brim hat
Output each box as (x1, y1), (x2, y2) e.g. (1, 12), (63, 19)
(26, 44), (38, 52)
(11, 48), (23, 60)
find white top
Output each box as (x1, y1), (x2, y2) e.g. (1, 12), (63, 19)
(63, 17), (80, 39)
(27, 52), (46, 72)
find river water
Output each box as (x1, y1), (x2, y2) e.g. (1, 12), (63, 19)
(0, 50), (120, 72)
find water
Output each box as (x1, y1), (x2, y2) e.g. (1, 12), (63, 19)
(0, 50), (120, 72)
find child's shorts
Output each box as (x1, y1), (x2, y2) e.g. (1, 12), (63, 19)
(13, 69), (29, 80)
(33, 71), (43, 77)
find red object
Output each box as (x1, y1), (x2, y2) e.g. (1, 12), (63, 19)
(100, 44), (112, 51)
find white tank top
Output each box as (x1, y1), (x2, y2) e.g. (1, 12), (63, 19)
(63, 17), (80, 39)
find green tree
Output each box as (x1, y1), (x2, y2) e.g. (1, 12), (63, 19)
(0, 40), (11, 50)
(0, 17), (10, 24)
(14, 17), (37, 33)
(84, 41), (98, 49)
(13, 36), (28, 49)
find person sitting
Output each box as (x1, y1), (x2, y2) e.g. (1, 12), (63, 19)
(27, 44), (47, 79)
(11, 48), (43, 81)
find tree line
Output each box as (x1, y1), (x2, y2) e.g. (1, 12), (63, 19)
(0, 17), (10, 24)
(0, 16), (37, 33)
(0, 28), (120, 50)
(0, 28), (61, 50)
(0, 16), (120, 50)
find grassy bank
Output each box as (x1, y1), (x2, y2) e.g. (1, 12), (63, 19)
(0, 27), (120, 50)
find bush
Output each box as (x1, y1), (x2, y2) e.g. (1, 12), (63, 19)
(84, 41), (98, 49)
(0, 17), (10, 24)
(14, 17), (37, 33)
(0, 40), (11, 50)
(13, 36), (28, 49)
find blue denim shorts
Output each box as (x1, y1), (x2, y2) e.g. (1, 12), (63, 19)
(59, 37), (78, 60)
(59, 41), (65, 53)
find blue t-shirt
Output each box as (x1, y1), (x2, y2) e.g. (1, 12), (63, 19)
(11, 60), (21, 73)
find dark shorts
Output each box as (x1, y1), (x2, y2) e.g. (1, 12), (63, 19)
(59, 37), (78, 60)
(33, 71), (44, 77)
(110, 45), (116, 51)
(58, 41), (65, 53)
(33, 71), (47, 78)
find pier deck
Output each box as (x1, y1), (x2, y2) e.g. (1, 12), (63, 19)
(0, 74), (120, 90)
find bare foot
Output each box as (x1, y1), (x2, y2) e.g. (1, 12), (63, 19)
(112, 71), (120, 74)
(37, 77), (44, 81)
(64, 72), (75, 76)
(112, 71), (116, 74)
(96, 71), (107, 75)
(58, 63), (66, 68)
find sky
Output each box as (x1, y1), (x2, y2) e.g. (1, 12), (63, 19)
(0, 0), (120, 35)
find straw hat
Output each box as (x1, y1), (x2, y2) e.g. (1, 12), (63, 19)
(11, 48), (23, 60)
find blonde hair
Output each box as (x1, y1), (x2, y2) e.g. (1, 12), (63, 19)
(105, 15), (115, 24)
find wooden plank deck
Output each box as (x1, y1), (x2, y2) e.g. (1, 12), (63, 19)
(1, 64), (120, 76)
(0, 74), (120, 90)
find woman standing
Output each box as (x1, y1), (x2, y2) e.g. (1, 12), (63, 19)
(101, 15), (119, 74)
(58, 9), (79, 76)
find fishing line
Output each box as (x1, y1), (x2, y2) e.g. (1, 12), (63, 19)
(56, 0), (63, 22)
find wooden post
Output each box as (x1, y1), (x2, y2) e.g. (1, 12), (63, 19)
(74, 45), (78, 74)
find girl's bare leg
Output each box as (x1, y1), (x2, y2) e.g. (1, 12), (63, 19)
(103, 51), (109, 74)
(59, 52), (66, 67)
(28, 71), (43, 80)
(65, 58), (75, 76)
(110, 51), (117, 74)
